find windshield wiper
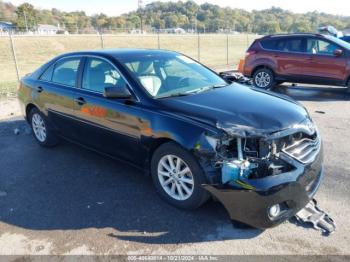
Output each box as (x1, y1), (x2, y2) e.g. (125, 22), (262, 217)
(156, 84), (228, 99)
(156, 92), (193, 99)
(190, 84), (228, 94)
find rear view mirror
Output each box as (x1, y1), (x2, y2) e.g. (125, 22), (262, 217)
(103, 86), (132, 99)
(333, 49), (343, 57)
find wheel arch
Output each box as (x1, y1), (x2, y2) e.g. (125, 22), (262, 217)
(252, 65), (275, 77)
(25, 103), (38, 122)
(144, 137), (176, 175)
(346, 75), (350, 87)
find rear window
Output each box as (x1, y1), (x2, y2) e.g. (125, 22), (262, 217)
(261, 37), (305, 53)
(260, 39), (277, 50)
(52, 58), (81, 87)
(39, 63), (54, 82)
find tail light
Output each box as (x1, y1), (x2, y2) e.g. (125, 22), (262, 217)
(245, 50), (256, 58)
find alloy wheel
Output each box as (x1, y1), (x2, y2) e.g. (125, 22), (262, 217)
(157, 154), (194, 201)
(255, 71), (271, 88)
(32, 113), (47, 142)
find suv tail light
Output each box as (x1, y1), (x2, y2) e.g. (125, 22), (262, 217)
(245, 51), (256, 58)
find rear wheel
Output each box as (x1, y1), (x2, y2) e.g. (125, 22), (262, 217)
(29, 108), (58, 147)
(151, 142), (209, 210)
(253, 68), (275, 89)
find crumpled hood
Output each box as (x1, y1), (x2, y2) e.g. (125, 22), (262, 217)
(159, 84), (309, 137)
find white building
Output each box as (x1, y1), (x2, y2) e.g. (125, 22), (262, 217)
(36, 24), (59, 35)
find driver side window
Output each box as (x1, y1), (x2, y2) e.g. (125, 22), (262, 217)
(307, 39), (338, 56)
(82, 58), (126, 93)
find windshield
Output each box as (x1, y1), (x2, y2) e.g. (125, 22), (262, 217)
(325, 35), (350, 50)
(119, 53), (227, 98)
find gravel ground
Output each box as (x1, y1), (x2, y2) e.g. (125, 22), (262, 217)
(0, 84), (349, 256)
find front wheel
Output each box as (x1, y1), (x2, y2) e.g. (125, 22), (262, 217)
(253, 68), (275, 89)
(151, 142), (209, 210)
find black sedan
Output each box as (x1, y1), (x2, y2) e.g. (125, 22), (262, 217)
(18, 49), (324, 229)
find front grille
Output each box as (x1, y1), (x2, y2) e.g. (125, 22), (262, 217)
(282, 136), (320, 164)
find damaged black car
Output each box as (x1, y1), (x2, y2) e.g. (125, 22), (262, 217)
(18, 49), (323, 229)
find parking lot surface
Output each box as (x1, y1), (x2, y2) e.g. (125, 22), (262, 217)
(0, 85), (350, 255)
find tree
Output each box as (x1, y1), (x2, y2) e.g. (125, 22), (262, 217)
(15, 3), (38, 31)
(3, 1), (350, 34)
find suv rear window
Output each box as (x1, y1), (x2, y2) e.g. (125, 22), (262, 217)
(260, 39), (276, 50)
(261, 38), (305, 53)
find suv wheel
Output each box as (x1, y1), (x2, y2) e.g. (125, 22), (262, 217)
(29, 108), (59, 147)
(151, 142), (209, 210)
(253, 68), (275, 89)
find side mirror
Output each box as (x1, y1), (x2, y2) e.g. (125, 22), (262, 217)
(103, 86), (132, 99)
(333, 49), (343, 57)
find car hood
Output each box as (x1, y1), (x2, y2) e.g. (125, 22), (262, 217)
(158, 84), (309, 137)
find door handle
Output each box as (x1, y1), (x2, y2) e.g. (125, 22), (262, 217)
(74, 97), (86, 105)
(34, 86), (43, 93)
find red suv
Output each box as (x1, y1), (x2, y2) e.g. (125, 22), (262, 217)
(243, 33), (350, 90)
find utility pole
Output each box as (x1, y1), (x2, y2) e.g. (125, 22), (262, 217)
(138, 0), (144, 34)
(23, 10), (28, 33)
(195, 17), (197, 34)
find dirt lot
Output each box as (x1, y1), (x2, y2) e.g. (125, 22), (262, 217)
(0, 85), (350, 255)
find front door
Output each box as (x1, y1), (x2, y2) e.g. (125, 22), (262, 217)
(304, 37), (347, 83)
(72, 57), (144, 164)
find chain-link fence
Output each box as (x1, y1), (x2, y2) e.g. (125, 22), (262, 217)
(0, 33), (258, 98)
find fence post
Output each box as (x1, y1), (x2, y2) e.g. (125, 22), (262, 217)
(226, 33), (229, 65)
(8, 31), (20, 98)
(197, 32), (200, 62)
(99, 32), (105, 49)
(157, 31), (160, 49)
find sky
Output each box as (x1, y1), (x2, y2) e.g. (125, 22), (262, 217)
(7, 0), (350, 16)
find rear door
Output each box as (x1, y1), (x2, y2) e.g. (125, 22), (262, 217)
(71, 56), (144, 164)
(36, 56), (83, 140)
(304, 37), (347, 83)
(272, 37), (309, 78)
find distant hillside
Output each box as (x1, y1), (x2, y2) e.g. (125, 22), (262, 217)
(1, 0), (350, 34)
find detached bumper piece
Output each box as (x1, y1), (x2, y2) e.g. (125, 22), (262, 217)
(295, 199), (336, 235)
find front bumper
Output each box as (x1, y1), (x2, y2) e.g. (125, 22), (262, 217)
(202, 144), (324, 229)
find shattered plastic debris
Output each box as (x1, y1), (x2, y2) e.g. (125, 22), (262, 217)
(295, 199), (336, 235)
(14, 128), (20, 135)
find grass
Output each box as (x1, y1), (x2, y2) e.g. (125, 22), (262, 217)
(0, 34), (258, 95)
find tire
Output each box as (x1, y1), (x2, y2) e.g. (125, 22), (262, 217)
(29, 107), (59, 147)
(151, 142), (210, 210)
(252, 68), (275, 89)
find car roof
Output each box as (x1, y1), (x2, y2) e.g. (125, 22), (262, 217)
(57, 48), (178, 60)
(261, 33), (325, 40)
